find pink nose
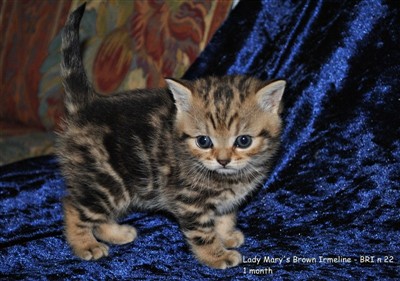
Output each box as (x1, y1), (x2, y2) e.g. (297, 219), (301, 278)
(217, 159), (230, 167)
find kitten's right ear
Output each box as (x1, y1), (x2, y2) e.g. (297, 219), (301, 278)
(165, 78), (193, 112)
(256, 80), (286, 114)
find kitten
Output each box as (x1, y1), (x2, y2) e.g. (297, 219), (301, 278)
(58, 3), (285, 269)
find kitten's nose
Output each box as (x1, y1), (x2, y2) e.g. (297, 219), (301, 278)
(217, 159), (230, 167)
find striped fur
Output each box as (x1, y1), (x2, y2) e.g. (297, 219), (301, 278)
(58, 4), (285, 269)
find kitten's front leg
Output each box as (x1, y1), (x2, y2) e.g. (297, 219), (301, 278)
(179, 214), (241, 269)
(215, 212), (244, 248)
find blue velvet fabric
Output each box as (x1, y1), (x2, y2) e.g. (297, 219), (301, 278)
(1, 0), (399, 279)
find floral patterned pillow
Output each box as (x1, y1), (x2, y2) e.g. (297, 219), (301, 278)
(39, 0), (230, 131)
(1, 0), (232, 134)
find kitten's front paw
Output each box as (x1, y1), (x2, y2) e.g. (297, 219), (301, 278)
(222, 230), (245, 248)
(206, 250), (242, 269)
(74, 242), (109, 260)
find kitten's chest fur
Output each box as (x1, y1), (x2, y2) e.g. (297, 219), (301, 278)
(148, 175), (254, 216)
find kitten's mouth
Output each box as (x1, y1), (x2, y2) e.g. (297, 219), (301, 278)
(204, 161), (241, 175)
(215, 167), (238, 175)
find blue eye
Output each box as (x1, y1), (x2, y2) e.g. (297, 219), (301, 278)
(196, 136), (213, 149)
(235, 135), (252, 148)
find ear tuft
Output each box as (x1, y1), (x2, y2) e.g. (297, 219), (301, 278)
(165, 78), (193, 112)
(256, 80), (286, 114)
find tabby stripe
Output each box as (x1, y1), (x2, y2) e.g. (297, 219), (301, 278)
(139, 190), (158, 201)
(213, 86), (233, 108)
(204, 203), (216, 211)
(76, 205), (107, 224)
(95, 184), (119, 210)
(179, 211), (205, 222)
(227, 112), (238, 130)
(179, 133), (191, 141)
(227, 186), (237, 194)
(258, 129), (272, 138)
(71, 144), (96, 166)
(197, 80), (211, 106)
(83, 180), (114, 207)
(206, 113), (217, 130)
(191, 235), (215, 246)
(76, 222), (91, 229)
(238, 77), (249, 102)
(190, 185), (224, 197)
(100, 158), (131, 206)
(199, 220), (215, 228)
(74, 229), (89, 237)
(77, 196), (111, 218)
(77, 184), (113, 215)
(95, 172), (126, 206)
(228, 75), (236, 85)
(175, 194), (203, 205)
(181, 219), (215, 231)
(190, 220), (215, 230)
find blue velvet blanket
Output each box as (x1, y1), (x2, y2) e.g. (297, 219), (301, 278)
(1, 0), (399, 279)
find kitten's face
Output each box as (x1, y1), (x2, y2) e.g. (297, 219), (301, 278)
(182, 105), (281, 175)
(167, 76), (285, 176)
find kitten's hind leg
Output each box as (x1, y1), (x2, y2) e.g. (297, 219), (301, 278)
(93, 222), (137, 245)
(63, 198), (109, 260)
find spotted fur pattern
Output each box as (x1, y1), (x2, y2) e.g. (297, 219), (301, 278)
(58, 4), (286, 269)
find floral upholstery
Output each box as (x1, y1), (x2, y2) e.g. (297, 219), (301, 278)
(0, 0), (232, 165)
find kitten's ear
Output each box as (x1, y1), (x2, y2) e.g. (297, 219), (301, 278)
(165, 78), (193, 112)
(256, 80), (286, 114)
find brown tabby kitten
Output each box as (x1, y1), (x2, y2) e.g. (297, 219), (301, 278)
(58, 4), (286, 269)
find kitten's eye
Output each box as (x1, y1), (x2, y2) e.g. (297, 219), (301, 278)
(235, 135), (252, 148)
(196, 136), (213, 149)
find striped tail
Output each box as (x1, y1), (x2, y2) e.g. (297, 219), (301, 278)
(60, 3), (95, 115)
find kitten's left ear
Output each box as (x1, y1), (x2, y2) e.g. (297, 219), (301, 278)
(256, 80), (286, 114)
(165, 78), (193, 112)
